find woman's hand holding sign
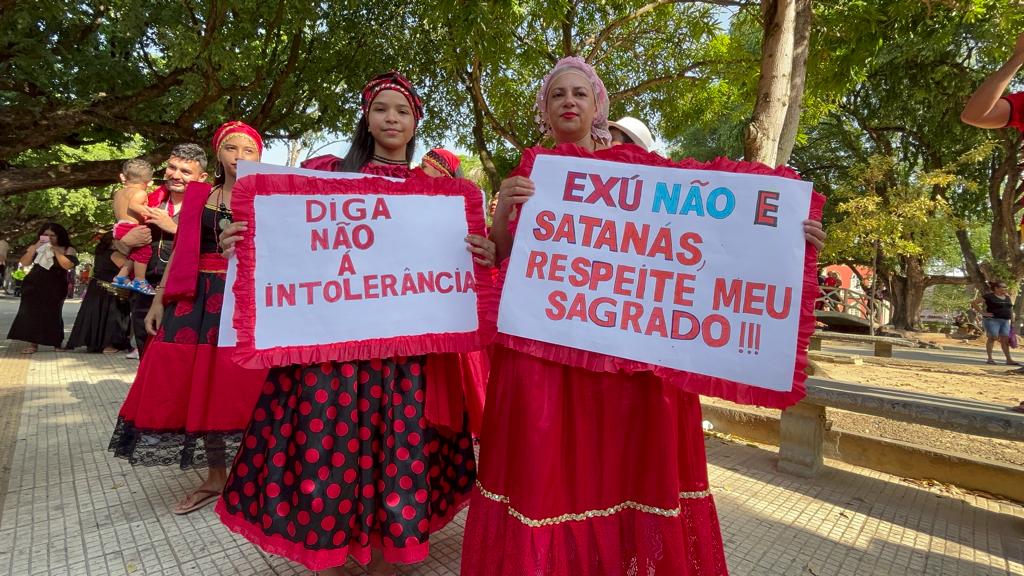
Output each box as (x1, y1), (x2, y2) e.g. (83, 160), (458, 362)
(802, 219), (825, 251)
(492, 175), (536, 262)
(466, 234), (496, 268)
(219, 221), (247, 258)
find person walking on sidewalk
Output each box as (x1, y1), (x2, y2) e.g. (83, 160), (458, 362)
(973, 281), (1019, 366)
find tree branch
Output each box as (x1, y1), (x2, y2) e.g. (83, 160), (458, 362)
(469, 57), (524, 150)
(0, 147), (171, 198)
(608, 67), (708, 101)
(584, 0), (747, 62)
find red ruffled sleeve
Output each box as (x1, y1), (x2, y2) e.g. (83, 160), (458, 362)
(1003, 92), (1024, 132)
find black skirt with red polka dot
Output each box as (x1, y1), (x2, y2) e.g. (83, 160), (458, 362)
(217, 355), (476, 569)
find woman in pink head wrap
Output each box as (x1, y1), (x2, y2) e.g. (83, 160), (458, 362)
(109, 121), (269, 515)
(462, 57), (825, 575)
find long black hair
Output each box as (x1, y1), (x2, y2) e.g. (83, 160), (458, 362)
(340, 115), (418, 173)
(39, 222), (73, 249)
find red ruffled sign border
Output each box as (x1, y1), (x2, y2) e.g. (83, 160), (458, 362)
(494, 144), (826, 409)
(230, 173), (496, 369)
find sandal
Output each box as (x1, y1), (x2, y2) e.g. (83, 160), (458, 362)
(986, 359), (996, 364)
(1008, 361), (1020, 366)
(1012, 404), (1024, 413)
(20, 345), (37, 354)
(172, 488), (221, 515)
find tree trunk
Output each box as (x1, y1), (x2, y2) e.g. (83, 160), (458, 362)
(884, 256), (927, 331)
(744, 0), (795, 166)
(286, 139), (304, 167)
(955, 227), (988, 293)
(774, 0), (811, 166)
(464, 64), (501, 196)
(0, 147), (170, 197)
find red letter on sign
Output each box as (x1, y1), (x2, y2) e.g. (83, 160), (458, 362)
(563, 172), (587, 202)
(754, 190), (780, 227)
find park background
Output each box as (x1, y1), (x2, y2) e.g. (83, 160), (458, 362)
(2, 0), (1024, 330)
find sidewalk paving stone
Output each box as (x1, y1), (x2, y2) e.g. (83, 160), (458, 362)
(0, 297), (1021, 575)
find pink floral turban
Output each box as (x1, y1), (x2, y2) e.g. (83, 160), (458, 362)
(534, 56), (611, 144)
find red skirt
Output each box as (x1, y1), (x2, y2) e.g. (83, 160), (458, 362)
(109, 269), (267, 468)
(461, 346), (729, 575)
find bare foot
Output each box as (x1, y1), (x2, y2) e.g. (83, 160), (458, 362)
(172, 480), (224, 515)
(102, 346), (119, 354)
(20, 344), (37, 354)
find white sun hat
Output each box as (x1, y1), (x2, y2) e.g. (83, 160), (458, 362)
(608, 116), (655, 151)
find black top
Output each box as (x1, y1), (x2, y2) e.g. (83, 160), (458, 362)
(93, 232), (121, 283)
(200, 204), (230, 254)
(983, 292), (1013, 319)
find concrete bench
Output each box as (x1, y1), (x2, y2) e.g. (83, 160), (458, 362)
(778, 377), (1024, 477)
(808, 331), (915, 358)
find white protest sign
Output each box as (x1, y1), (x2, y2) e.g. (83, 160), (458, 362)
(228, 165), (487, 367)
(497, 154), (813, 391)
(217, 161), (397, 347)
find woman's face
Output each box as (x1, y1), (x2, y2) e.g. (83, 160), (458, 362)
(41, 229), (58, 246)
(995, 283), (1008, 294)
(610, 126), (633, 146)
(218, 136), (260, 179)
(545, 70), (596, 144)
(368, 89), (416, 156)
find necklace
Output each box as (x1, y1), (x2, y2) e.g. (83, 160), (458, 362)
(156, 198), (177, 263)
(371, 154), (407, 166)
(214, 186), (232, 232)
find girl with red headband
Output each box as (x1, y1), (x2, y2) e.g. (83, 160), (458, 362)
(109, 121), (268, 515)
(216, 72), (494, 576)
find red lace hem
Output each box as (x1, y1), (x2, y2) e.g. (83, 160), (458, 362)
(214, 494), (468, 571)
(229, 173), (498, 369)
(492, 144), (825, 409)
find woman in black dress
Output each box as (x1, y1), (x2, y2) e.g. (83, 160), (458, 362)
(66, 231), (131, 353)
(7, 223), (79, 353)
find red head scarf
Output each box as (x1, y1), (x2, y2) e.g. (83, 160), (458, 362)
(422, 148), (461, 177)
(361, 71), (424, 123)
(212, 120), (264, 157)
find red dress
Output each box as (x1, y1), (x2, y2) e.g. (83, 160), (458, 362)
(215, 162), (480, 571)
(109, 185), (268, 468)
(460, 145), (729, 575)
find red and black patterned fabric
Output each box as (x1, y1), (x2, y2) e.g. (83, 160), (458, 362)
(215, 160), (477, 571)
(216, 357), (475, 569)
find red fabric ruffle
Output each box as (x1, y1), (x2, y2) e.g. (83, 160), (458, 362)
(496, 143), (825, 409)
(214, 489), (469, 570)
(299, 154), (344, 172)
(461, 487), (727, 576)
(229, 173), (498, 369)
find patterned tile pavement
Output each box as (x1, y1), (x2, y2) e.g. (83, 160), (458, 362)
(0, 295), (1022, 575)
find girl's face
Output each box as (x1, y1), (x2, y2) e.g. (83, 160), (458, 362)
(545, 70), (596, 144)
(218, 135), (260, 179)
(368, 89), (416, 156)
(421, 164), (445, 178)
